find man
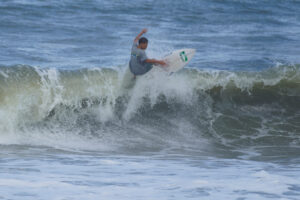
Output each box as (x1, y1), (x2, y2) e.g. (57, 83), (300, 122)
(129, 29), (166, 78)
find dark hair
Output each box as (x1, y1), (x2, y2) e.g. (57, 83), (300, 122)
(139, 37), (148, 44)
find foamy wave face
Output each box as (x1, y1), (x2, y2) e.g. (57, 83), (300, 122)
(0, 65), (300, 155)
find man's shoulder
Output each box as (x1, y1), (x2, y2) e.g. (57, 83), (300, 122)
(131, 42), (138, 51)
(132, 41), (138, 47)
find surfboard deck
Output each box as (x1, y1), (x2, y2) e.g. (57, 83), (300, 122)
(154, 48), (196, 75)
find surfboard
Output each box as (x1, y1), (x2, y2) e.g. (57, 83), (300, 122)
(122, 48), (196, 89)
(157, 48), (196, 74)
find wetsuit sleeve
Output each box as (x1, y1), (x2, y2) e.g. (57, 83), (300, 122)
(132, 41), (138, 49)
(140, 51), (148, 63)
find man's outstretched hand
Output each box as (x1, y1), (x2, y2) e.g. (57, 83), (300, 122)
(158, 60), (167, 66)
(141, 28), (148, 34)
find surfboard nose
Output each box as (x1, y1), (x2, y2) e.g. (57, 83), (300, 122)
(183, 48), (196, 57)
(190, 49), (196, 57)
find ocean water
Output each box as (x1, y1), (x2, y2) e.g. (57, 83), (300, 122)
(1, 0), (300, 199)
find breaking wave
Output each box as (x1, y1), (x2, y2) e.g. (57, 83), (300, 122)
(0, 64), (300, 156)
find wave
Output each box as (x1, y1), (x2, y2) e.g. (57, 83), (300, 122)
(0, 64), (300, 154)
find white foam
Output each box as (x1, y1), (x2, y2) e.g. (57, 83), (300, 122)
(0, 179), (71, 188)
(0, 65), (299, 151)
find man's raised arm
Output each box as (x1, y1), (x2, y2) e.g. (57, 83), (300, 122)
(134, 28), (147, 43)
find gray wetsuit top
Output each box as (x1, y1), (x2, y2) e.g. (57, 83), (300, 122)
(129, 42), (153, 75)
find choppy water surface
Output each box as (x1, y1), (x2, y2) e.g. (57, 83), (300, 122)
(1, 0), (300, 199)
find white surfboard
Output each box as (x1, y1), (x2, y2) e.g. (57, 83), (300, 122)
(158, 48), (196, 74)
(122, 48), (196, 89)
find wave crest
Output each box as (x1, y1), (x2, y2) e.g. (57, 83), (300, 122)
(0, 64), (299, 152)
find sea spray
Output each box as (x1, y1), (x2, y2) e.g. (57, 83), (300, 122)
(0, 64), (299, 153)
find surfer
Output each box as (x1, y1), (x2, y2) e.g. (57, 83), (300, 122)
(129, 28), (167, 78)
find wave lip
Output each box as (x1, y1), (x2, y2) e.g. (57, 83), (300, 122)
(0, 64), (299, 154)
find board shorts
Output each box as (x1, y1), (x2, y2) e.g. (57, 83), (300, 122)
(129, 62), (153, 76)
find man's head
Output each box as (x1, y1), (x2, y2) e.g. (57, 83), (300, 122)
(138, 37), (148, 49)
